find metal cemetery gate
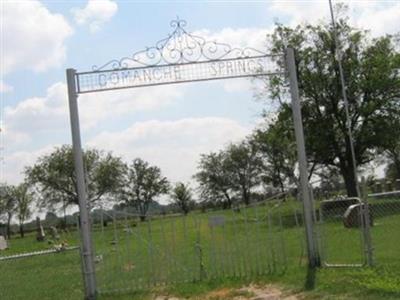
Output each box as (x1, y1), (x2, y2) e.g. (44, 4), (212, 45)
(93, 202), (290, 294)
(66, 19), (319, 299)
(318, 197), (370, 267)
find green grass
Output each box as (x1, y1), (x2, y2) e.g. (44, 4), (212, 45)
(1, 199), (400, 300)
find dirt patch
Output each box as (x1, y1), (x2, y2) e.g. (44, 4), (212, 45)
(154, 284), (300, 300)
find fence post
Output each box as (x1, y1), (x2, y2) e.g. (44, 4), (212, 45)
(66, 68), (97, 299)
(360, 177), (374, 267)
(285, 48), (320, 268)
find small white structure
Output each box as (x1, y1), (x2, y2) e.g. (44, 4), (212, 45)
(0, 235), (8, 250)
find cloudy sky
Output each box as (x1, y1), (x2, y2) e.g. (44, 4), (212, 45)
(1, 0), (399, 187)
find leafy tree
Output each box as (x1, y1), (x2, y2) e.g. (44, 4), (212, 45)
(252, 111), (298, 193)
(120, 158), (169, 221)
(385, 162), (400, 183)
(195, 151), (234, 209)
(263, 17), (400, 196)
(383, 118), (400, 180)
(25, 145), (125, 210)
(224, 141), (263, 205)
(45, 211), (59, 226)
(14, 183), (34, 238)
(0, 183), (17, 239)
(171, 182), (193, 215)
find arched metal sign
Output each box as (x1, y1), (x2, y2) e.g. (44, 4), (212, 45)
(66, 19), (318, 300)
(74, 19), (282, 94)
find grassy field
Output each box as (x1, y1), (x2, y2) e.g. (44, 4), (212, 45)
(1, 198), (399, 300)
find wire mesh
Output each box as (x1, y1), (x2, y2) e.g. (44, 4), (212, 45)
(367, 186), (400, 269)
(317, 196), (366, 267)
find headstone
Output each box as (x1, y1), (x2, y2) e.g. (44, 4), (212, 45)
(0, 235), (8, 250)
(208, 215), (225, 227)
(343, 203), (373, 228)
(321, 197), (359, 218)
(50, 226), (60, 240)
(36, 217), (46, 242)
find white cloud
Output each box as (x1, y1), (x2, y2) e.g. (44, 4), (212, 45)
(2, 144), (58, 185)
(350, 2), (400, 36)
(72, 0), (118, 33)
(194, 27), (270, 53)
(88, 117), (250, 183)
(78, 84), (184, 129)
(270, 1), (400, 37)
(270, 0), (328, 26)
(0, 80), (13, 93)
(4, 82), (69, 145)
(2, 81), (184, 148)
(2, 0), (73, 74)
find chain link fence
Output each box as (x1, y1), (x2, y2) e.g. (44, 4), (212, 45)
(367, 180), (400, 269)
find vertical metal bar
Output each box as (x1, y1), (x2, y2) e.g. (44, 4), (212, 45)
(146, 217), (155, 287)
(267, 210), (275, 273)
(253, 205), (263, 275)
(285, 49), (320, 268)
(361, 178), (374, 266)
(242, 207), (253, 277)
(160, 215), (172, 284)
(329, 0), (361, 198)
(209, 221), (218, 278)
(66, 68), (97, 299)
(99, 208), (104, 292)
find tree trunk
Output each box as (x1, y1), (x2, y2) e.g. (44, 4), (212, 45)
(19, 223), (24, 238)
(242, 187), (250, 206)
(63, 202), (67, 229)
(394, 158), (400, 179)
(138, 202), (147, 222)
(340, 164), (358, 197)
(279, 179), (285, 193)
(223, 191), (232, 209)
(6, 213), (12, 239)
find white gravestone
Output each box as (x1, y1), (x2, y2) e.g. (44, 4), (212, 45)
(0, 235), (8, 250)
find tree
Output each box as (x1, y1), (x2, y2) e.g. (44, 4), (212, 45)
(45, 211), (59, 226)
(195, 151), (235, 209)
(171, 182), (193, 215)
(252, 110), (298, 193)
(14, 183), (34, 238)
(25, 145), (125, 210)
(263, 16), (400, 196)
(224, 141), (263, 205)
(383, 118), (400, 180)
(0, 183), (17, 239)
(120, 158), (169, 221)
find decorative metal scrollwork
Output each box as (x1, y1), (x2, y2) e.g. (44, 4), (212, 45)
(92, 18), (267, 71)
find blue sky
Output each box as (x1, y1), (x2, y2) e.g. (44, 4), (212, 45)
(1, 0), (399, 187)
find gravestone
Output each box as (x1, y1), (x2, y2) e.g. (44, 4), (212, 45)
(36, 217), (46, 241)
(50, 226), (60, 240)
(343, 203), (373, 228)
(321, 197), (360, 218)
(208, 215), (225, 227)
(0, 235), (8, 250)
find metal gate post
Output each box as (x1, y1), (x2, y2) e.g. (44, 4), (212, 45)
(285, 48), (320, 268)
(360, 177), (374, 267)
(66, 68), (97, 299)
